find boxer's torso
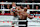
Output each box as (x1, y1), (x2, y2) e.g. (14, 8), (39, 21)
(19, 11), (27, 20)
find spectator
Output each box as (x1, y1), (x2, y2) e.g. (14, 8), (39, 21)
(1, 1), (6, 15)
(6, 4), (10, 9)
(36, 12), (38, 14)
(25, 0), (28, 3)
(35, 12), (38, 16)
(5, 4), (10, 13)
(36, 6), (38, 9)
(27, 5), (30, 9)
(32, 0), (34, 3)
(1, 1), (5, 9)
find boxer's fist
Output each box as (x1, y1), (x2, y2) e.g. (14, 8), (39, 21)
(12, 9), (15, 12)
(29, 16), (34, 19)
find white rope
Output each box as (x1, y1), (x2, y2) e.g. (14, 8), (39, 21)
(0, 9), (40, 11)
(0, 2), (12, 4)
(0, 2), (40, 5)
(0, 20), (27, 22)
(27, 9), (40, 11)
(28, 25), (40, 26)
(0, 19), (40, 22)
(17, 3), (40, 5)
(0, 9), (9, 11)
(11, 24), (26, 26)
(0, 25), (26, 26)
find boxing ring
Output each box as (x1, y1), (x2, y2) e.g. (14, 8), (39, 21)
(0, 2), (40, 27)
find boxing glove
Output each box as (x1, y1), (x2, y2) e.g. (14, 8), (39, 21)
(12, 6), (16, 12)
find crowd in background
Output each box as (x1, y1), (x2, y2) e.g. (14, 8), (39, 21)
(0, 0), (40, 9)
(0, 0), (40, 15)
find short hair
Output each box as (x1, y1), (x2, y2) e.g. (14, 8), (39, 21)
(24, 7), (27, 9)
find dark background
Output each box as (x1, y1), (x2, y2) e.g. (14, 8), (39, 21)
(0, 0), (40, 3)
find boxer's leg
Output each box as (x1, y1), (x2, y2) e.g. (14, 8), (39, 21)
(18, 18), (27, 27)
(26, 21), (28, 27)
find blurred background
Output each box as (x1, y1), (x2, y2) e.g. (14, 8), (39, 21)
(0, 0), (40, 27)
(0, 0), (40, 3)
(0, 0), (40, 15)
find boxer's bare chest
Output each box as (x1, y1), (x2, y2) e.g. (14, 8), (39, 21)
(19, 12), (27, 19)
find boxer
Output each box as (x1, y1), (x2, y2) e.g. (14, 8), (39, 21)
(18, 9), (33, 27)
(10, 7), (33, 27)
(12, 7), (34, 27)
(10, 2), (34, 27)
(10, 2), (19, 25)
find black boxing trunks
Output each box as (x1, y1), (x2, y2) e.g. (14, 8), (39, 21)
(18, 17), (28, 27)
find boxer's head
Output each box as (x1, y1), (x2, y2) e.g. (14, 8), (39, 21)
(12, 2), (16, 9)
(12, 2), (16, 7)
(24, 7), (27, 12)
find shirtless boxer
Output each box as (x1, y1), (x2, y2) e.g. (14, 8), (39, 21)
(15, 7), (33, 19)
(13, 7), (33, 27)
(10, 2), (33, 27)
(16, 7), (34, 27)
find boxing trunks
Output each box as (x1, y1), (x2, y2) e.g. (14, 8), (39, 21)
(18, 17), (28, 27)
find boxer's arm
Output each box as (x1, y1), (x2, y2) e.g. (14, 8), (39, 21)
(14, 9), (22, 16)
(15, 9), (23, 13)
(9, 8), (14, 15)
(26, 13), (33, 19)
